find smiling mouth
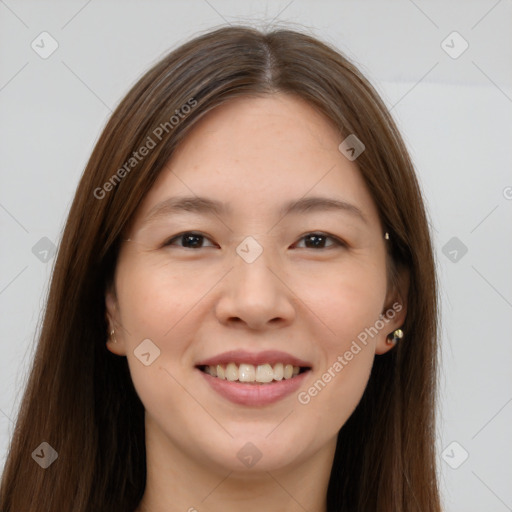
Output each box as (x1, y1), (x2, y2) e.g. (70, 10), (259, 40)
(196, 362), (311, 384)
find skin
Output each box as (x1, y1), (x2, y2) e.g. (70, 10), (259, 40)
(105, 93), (408, 512)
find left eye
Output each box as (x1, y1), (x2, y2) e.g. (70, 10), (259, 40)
(293, 232), (345, 249)
(163, 231), (345, 250)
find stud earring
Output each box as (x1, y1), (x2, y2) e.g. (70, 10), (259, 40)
(110, 329), (117, 343)
(384, 232), (390, 240)
(386, 328), (403, 346)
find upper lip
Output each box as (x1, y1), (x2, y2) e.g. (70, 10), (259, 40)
(195, 350), (312, 368)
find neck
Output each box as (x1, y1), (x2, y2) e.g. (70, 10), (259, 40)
(135, 415), (336, 512)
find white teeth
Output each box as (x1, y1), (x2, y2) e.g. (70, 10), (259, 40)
(273, 362), (284, 380)
(255, 363), (274, 383)
(225, 362), (238, 381)
(238, 363), (255, 382)
(202, 362), (304, 383)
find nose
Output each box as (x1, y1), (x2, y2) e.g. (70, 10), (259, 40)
(214, 243), (296, 331)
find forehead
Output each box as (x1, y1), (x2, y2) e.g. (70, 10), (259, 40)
(131, 94), (381, 230)
(176, 93), (340, 164)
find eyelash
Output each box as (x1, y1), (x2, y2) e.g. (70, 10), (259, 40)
(163, 231), (347, 250)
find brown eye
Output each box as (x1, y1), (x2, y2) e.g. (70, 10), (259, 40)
(164, 231), (216, 249)
(293, 232), (346, 249)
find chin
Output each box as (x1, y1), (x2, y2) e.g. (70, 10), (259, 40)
(197, 429), (309, 473)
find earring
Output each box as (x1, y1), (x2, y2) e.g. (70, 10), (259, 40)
(110, 329), (117, 343)
(386, 328), (403, 346)
(384, 232), (390, 240)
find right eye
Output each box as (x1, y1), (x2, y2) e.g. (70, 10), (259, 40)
(163, 231), (217, 249)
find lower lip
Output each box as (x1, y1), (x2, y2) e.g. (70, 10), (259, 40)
(197, 368), (310, 406)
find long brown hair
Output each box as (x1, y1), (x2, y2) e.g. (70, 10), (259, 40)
(0, 25), (441, 511)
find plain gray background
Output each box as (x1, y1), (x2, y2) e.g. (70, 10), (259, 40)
(1, 1), (511, 510)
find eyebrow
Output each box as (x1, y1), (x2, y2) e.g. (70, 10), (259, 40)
(142, 195), (368, 226)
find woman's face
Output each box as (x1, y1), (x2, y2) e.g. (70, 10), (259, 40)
(106, 93), (406, 474)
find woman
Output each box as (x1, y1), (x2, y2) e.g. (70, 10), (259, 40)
(0, 25), (441, 511)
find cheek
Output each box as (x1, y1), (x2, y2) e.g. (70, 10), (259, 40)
(115, 254), (199, 336)
(298, 347), (374, 440)
(114, 258), (199, 424)
(295, 254), (388, 342)
(293, 258), (386, 421)
(114, 256), (196, 390)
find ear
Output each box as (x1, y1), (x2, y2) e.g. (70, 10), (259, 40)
(105, 284), (126, 356)
(375, 265), (409, 355)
